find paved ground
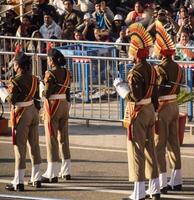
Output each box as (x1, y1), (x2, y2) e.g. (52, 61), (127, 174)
(0, 120), (194, 200)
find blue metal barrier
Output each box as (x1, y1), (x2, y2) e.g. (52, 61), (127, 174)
(57, 44), (116, 103)
(187, 68), (193, 121)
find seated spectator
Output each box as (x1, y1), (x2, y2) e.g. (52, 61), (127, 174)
(176, 5), (189, 27)
(111, 14), (125, 42)
(115, 28), (129, 58)
(125, 1), (146, 25)
(58, 0), (83, 28)
(27, 30), (43, 53)
(92, 0), (112, 31)
(94, 26), (110, 42)
(61, 19), (75, 40)
(77, 13), (96, 41)
(16, 15), (37, 37)
(0, 9), (21, 36)
(74, 29), (84, 40)
(179, 10), (194, 41)
(176, 29), (194, 61)
(39, 12), (62, 39)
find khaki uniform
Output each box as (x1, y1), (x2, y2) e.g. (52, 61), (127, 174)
(42, 66), (71, 179)
(155, 57), (182, 173)
(126, 59), (159, 182)
(6, 73), (41, 184)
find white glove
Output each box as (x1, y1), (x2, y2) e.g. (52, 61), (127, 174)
(39, 81), (44, 98)
(113, 78), (130, 99)
(113, 77), (123, 87)
(0, 85), (9, 103)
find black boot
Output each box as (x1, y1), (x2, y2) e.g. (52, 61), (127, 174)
(64, 174), (71, 180)
(160, 186), (168, 194)
(5, 183), (24, 191)
(41, 176), (58, 183)
(27, 180), (41, 188)
(152, 193), (160, 200)
(167, 184), (182, 191)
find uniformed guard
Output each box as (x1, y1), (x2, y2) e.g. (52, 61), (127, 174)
(153, 20), (183, 193)
(41, 48), (71, 183)
(114, 23), (160, 200)
(0, 52), (42, 191)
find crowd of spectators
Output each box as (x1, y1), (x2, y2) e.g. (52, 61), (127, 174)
(1, 0), (194, 61)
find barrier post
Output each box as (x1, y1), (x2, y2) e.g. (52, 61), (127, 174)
(85, 63), (90, 103)
(187, 67), (193, 121)
(119, 63), (125, 120)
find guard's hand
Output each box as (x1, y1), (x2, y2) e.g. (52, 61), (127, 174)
(39, 81), (44, 98)
(113, 77), (123, 87)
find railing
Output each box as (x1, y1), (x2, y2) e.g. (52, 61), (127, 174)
(0, 36), (193, 122)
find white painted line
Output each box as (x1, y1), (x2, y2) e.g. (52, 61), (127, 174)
(0, 140), (194, 159)
(0, 194), (68, 200)
(0, 179), (194, 199)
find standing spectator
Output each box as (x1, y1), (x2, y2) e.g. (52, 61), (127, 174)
(100, 0), (114, 21)
(39, 13), (62, 39)
(92, 0), (112, 31)
(58, 0), (83, 28)
(125, 1), (146, 26)
(33, 0), (58, 23)
(147, 9), (179, 41)
(30, 3), (44, 29)
(41, 48), (72, 183)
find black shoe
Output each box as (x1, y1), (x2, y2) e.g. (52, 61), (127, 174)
(5, 183), (24, 191)
(41, 176), (58, 183)
(160, 186), (168, 194)
(51, 177), (58, 183)
(167, 184), (182, 191)
(152, 193), (160, 200)
(65, 174), (71, 180)
(41, 177), (50, 183)
(27, 180), (41, 188)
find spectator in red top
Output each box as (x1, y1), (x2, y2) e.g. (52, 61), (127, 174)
(125, 1), (146, 26)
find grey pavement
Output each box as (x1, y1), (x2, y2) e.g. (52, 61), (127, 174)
(0, 119), (194, 200)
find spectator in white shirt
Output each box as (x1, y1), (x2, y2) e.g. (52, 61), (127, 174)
(39, 13), (62, 39)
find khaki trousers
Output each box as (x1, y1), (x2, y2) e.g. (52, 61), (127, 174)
(14, 104), (41, 170)
(127, 103), (159, 182)
(155, 102), (181, 173)
(44, 100), (70, 162)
